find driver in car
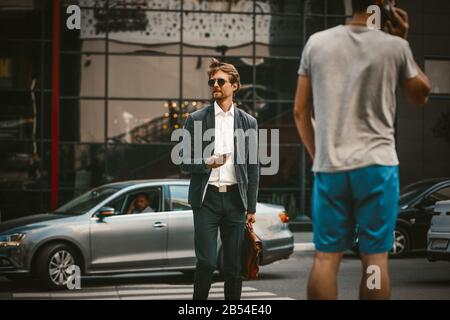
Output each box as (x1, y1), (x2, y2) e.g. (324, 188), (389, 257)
(127, 193), (154, 214)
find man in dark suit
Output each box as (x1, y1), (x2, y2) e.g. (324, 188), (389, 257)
(179, 58), (259, 300)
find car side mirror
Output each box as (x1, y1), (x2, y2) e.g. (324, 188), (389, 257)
(97, 207), (115, 221)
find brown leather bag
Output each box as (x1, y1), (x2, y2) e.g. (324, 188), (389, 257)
(241, 223), (262, 280)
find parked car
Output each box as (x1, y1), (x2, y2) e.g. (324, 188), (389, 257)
(427, 200), (450, 262)
(393, 178), (450, 257)
(353, 178), (450, 258)
(0, 179), (294, 289)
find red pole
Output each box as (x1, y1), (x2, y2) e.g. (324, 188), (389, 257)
(51, 0), (60, 210)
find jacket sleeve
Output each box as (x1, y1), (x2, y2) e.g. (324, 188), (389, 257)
(246, 118), (259, 213)
(179, 115), (212, 175)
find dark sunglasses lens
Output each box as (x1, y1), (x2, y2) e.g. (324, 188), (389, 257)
(208, 79), (227, 87)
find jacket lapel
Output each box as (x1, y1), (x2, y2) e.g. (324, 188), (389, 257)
(234, 107), (244, 165)
(205, 104), (215, 131)
(205, 104), (215, 154)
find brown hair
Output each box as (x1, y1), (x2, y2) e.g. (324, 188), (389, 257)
(207, 58), (241, 94)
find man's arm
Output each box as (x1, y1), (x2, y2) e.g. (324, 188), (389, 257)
(388, 7), (431, 107)
(293, 75), (315, 161)
(246, 118), (259, 224)
(403, 61), (431, 107)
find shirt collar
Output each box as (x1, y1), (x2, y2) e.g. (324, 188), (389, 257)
(214, 101), (235, 116)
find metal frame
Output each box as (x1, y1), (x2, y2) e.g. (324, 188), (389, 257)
(0, 0), (359, 219)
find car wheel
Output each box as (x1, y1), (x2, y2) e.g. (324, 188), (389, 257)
(390, 227), (410, 258)
(35, 243), (79, 290)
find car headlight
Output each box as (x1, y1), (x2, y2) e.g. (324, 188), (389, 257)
(0, 233), (27, 248)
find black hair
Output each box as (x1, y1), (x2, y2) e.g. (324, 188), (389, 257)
(135, 193), (150, 202)
(352, 0), (376, 13)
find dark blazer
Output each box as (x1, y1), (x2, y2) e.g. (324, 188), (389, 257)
(179, 104), (259, 213)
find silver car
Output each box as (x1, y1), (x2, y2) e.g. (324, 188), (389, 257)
(427, 200), (450, 262)
(0, 179), (294, 289)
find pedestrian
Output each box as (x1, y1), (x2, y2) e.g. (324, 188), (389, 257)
(293, 0), (431, 299)
(180, 58), (259, 300)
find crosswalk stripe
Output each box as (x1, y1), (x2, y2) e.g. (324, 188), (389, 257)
(120, 291), (276, 300)
(117, 286), (256, 296)
(116, 282), (225, 289)
(11, 282), (295, 300)
(13, 281), (228, 298)
(13, 292), (51, 298)
(13, 286), (258, 299)
(14, 291), (118, 298)
(243, 297), (295, 300)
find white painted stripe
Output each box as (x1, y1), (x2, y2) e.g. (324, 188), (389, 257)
(116, 282), (225, 289)
(121, 291), (276, 300)
(13, 292), (51, 298)
(11, 281), (286, 301)
(13, 286), (258, 299)
(51, 291), (119, 298)
(117, 287), (256, 296)
(243, 297), (295, 300)
(65, 297), (121, 300)
(294, 243), (315, 252)
(14, 291), (119, 298)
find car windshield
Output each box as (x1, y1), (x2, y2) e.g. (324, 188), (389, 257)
(399, 181), (437, 205)
(54, 186), (120, 214)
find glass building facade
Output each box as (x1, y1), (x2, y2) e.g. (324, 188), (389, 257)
(1, 0), (449, 221)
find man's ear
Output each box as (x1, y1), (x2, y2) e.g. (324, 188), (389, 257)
(232, 82), (238, 92)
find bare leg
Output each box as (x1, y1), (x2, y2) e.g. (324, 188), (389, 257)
(307, 251), (344, 300)
(359, 253), (390, 300)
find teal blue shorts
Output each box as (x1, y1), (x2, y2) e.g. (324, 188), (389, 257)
(312, 165), (399, 254)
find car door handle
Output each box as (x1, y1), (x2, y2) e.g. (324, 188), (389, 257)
(153, 222), (167, 228)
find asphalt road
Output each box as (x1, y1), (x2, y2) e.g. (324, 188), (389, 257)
(1, 233), (449, 300)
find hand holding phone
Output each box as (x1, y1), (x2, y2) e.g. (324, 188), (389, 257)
(386, 5), (409, 39)
(219, 152), (232, 160)
(382, 0), (393, 22)
(205, 152), (231, 169)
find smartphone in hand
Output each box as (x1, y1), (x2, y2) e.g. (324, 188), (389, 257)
(215, 152), (231, 164)
(206, 152), (231, 165)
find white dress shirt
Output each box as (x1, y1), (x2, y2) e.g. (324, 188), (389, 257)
(208, 101), (237, 187)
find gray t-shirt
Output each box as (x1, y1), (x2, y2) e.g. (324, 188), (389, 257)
(298, 25), (418, 172)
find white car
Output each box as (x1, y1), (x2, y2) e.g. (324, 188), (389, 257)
(427, 200), (450, 262)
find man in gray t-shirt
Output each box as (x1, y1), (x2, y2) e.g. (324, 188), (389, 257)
(294, 0), (431, 300)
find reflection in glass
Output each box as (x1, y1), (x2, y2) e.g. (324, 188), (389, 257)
(55, 185), (119, 215)
(107, 100), (204, 143)
(108, 56), (180, 98)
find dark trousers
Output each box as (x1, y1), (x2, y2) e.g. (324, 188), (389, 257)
(192, 185), (246, 300)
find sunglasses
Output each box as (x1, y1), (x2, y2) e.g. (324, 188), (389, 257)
(208, 78), (229, 87)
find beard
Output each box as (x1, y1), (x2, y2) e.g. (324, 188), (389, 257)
(212, 91), (225, 100)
